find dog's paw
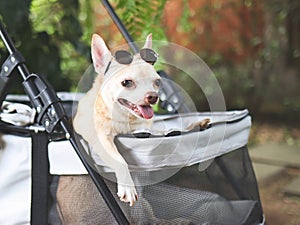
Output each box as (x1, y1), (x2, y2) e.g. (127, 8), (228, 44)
(186, 118), (211, 131)
(117, 184), (138, 207)
(199, 118), (211, 129)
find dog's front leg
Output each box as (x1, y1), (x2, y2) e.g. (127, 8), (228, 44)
(92, 133), (138, 206)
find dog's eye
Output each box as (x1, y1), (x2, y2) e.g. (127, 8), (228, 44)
(121, 79), (134, 88)
(154, 79), (161, 88)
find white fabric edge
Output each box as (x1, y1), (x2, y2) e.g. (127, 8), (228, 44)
(48, 112), (251, 174)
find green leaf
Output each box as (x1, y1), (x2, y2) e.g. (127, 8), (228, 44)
(112, 0), (167, 41)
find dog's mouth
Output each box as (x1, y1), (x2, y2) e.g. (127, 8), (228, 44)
(118, 98), (154, 119)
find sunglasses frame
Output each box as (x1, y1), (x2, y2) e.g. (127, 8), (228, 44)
(104, 48), (158, 75)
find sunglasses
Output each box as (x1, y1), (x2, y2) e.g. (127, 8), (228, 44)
(104, 48), (158, 75)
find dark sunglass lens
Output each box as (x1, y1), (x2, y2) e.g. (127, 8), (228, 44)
(115, 50), (133, 64)
(140, 48), (157, 65)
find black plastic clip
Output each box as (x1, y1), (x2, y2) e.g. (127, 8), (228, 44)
(0, 51), (25, 81)
(22, 73), (66, 133)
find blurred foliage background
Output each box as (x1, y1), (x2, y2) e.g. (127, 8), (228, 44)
(0, 0), (299, 125)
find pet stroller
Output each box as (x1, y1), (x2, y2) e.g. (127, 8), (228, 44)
(0, 1), (266, 224)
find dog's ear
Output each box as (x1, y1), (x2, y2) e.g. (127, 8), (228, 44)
(91, 34), (111, 73)
(143, 33), (152, 49)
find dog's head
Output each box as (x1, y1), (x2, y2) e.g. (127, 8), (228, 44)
(91, 34), (161, 120)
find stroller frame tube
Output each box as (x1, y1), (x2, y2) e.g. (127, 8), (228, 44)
(101, 0), (139, 54)
(0, 21), (130, 225)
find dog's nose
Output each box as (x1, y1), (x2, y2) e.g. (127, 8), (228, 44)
(145, 92), (159, 105)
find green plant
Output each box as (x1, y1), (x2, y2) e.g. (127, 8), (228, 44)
(113, 0), (167, 41)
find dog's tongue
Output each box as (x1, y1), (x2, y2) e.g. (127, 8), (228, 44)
(137, 105), (154, 119)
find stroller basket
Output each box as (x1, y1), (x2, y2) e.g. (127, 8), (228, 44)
(0, 93), (265, 224)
